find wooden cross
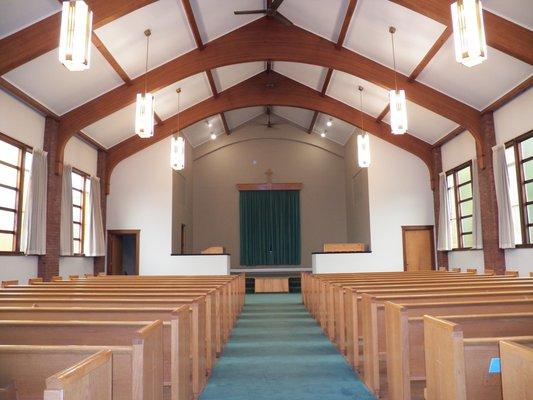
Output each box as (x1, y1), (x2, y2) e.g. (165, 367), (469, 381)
(265, 169), (273, 183)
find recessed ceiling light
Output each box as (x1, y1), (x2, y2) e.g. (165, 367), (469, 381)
(326, 118), (333, 127)
(210, 133), (217, 140)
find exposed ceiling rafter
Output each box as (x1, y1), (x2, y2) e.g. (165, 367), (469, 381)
(105, 70), (435, 193)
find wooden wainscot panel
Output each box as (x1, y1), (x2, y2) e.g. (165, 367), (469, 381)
(201, 247), (225, 255)
(323, 243), (365, 252)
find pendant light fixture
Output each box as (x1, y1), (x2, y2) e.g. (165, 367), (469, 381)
(135, 29), (155, 138)
(171, 88), (185, 171)
(357, 86), (371, 168)
(388, 26), (408, 135)
(451, 0), (487, 67)
(59, 1), (93, 71)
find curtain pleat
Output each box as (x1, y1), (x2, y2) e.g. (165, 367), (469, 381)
(240, 190), (301, 266)
(85, 176), (106, 256)
(437, 172), (452, 251)
(492, 145), (515, 248)
(21, 148), (47, 255)
(60, 165), (73, 256)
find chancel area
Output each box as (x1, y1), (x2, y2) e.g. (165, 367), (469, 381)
(0, 0), (532, 399)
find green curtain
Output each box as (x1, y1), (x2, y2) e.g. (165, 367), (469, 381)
(240, 190), (301, 266)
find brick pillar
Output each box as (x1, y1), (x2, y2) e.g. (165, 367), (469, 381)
(477, 112), (506, 274)
(431, 147), (449, 270)
(39, 117), (61, 281)
(93, 149), (107, 275)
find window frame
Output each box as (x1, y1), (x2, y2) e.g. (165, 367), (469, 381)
(71, 167), (90, 256)
(0, 132), (32, 255)
(446, 160), (474, 250)
(505, 129), (533, 248)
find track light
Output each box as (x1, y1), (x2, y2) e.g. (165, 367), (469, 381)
(206, 120), (213, 128)
(326, 118), (333, 127)
(210, 132), (217, 140)
(320, 131), (327, 138)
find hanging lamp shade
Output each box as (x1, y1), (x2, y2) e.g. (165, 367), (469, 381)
(135, 92), (155, 138)
(136, 29), (155, 138)
(59, 0), (93, 71)
(357, 133), (371, 168)
(389, 89), (408, 135)
(451, 0), (487, 67)
(171, 136), (185, 171)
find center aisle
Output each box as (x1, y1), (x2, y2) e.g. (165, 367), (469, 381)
(200, 293), (376, 400)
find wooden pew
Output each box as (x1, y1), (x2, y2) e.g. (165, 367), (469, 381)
(424, 314), (533, 400)
(43, 349), (112, 400)
(499, 340), (533, 400)
(0, 306), (191, 400)
(0, 281), (17, 288)
(384, 300), (533, 400)
(359, 291), (533, 395)
(0, 319), (163, 400)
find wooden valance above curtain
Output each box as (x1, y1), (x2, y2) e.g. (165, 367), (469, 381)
(236, 182), (303, 191)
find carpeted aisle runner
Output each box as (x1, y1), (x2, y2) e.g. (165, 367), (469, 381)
(200, 293), (376, 400)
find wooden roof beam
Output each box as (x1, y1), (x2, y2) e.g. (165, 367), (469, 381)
(388, 0), (533, 65)
(0, 0), (157, 76)
(105, 71), (434, 190)
(57, 17), (483, 172)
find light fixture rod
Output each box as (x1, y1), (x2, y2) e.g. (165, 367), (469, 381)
(358, 85), (364, 132)
(144, 29), (151, 94)
(389, 26), (398, 91)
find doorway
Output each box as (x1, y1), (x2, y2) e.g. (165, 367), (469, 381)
(107, 230), (140, 275)
(402, 225), (435, 271)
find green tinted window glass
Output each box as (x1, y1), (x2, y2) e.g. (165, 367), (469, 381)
(459, 183), (472, 200)
(462, 234), (473, 248)
(526, 182), (533, 202)
(461, 216), (473, 233)
(460, 200), (473, 217)
(457, 166), (471, 184)
(522, 160), (533, 181)
(520, 136), (533, 159)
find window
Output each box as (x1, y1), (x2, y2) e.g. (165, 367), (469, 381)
(0, 133), (32, 253)
(505, 130), (533, 246)
(446, 161), (474, 249)
(71, 169), (90, 255)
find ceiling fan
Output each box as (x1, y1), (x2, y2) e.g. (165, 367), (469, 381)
(257, 106), (279, 128)
(234, 0), (293, 27)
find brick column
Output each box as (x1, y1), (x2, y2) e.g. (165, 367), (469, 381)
(477, 112), (506, 274)
(431, 146), (449, 270)
(93, 149), (107, 275)
(39, 117), (61, 281)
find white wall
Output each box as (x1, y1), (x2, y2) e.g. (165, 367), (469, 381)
(494, 88), (533, 277)
(108, 137), (223, 275)
(330, 136), (435, 272)
(0, 89), (44, 282)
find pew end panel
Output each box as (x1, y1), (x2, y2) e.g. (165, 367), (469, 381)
(499, 340), (533, 400)
(171, 306), (192, 400)
(132, 320), (164, 400)
(43, 349), (112, 400)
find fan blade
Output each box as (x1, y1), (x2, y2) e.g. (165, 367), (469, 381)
(272, 12), (293, 26)
(270, 0), (285, 11)
(234, 9), (267, 15)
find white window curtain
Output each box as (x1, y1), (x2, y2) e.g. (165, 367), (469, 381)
(60, 164), (73, 256)
(492, 145), (515, 249)
(471, 159), (483, 249)
(84, 176), (105, 256)
(21, 148), (47, 255)
(437, 172), (452, 251)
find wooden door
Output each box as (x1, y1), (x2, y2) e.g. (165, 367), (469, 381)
(107, 234), (123, 275)
(402, 226), (435, 271)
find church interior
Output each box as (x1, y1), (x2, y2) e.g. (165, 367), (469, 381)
(0, 0), (532, 399)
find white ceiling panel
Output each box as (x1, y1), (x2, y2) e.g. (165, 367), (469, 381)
(225, 106), (264, 130)
(191, 0), (263, 43)
(272, 106), (314, 130)
(344, 0), (446, 76)
(313, 113), (354, 145)
(212, 62), (265, 92)
(95, 0), (196, 79)
(183, 114), (224, 147)
(383, 101), (458, 144)
(0, 0), (60, 39)
(82, 103), (137, 148)
(3, 45), (123, 115)
(326, 70), (389, 117)
(484, 0), (533, 29)
(154, 72), (212, 120)
(278, 0), (349, 41)
(418, 38), (533, 110)
(273, 62), (327, 91)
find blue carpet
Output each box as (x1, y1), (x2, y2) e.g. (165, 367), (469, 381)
(200, 294), (376, 400)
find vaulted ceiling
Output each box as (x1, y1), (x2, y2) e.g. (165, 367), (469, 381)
(0, 0), (531, 175)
